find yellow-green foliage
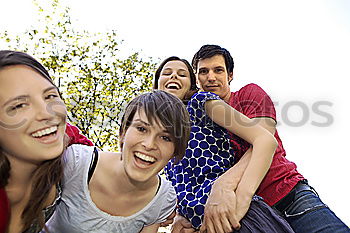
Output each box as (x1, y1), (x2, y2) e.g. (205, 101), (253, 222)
(0, 0), (156, 151)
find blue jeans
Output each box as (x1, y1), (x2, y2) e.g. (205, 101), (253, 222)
(274, 180), (350, 233)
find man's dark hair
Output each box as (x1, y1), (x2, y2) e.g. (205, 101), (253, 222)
(192, 44), (234, 74)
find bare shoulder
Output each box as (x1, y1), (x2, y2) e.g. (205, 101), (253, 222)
(96, 151), (122, 171)
(99, 150), (121, 158)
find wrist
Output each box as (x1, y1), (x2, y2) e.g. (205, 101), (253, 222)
(235, 185), (255, 200)
(214, 172), (239, 190)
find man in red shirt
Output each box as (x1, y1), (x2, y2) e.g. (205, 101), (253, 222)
(172, 45), (349, 233)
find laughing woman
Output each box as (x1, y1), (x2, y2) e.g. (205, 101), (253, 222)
(45, 90), (190, 233)
(0, 50), (68, 233)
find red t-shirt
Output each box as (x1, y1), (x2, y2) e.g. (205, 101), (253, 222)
(0, 188), (10, 233)
(229, 83), (304, 206)
(65, 123), (94, 146)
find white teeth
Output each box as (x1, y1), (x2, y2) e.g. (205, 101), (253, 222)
(166, 83), (181, 89)
(32, 126), (58, 138)
(135, 152), (156, 163)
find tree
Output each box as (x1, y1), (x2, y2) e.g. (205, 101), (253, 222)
(0, 0), (156, 150)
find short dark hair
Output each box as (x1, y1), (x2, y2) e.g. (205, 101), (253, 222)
(192, 44), (234, 74)
(119, 90), (190, 163)
(153, 56), (197, 92)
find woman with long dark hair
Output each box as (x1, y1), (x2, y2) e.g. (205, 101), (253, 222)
(0, 50), (68, 233)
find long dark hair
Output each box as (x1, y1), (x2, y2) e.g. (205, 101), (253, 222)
(0, 50), (65, 231)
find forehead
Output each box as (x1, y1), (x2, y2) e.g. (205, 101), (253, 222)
(133, 107), (166, 131)
(197, 54), (226, 69)
(0, 65), (54, 102)
(162, 60), (189, 72)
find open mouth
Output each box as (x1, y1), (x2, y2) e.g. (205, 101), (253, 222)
(134, 152), (156, 165)
(165, 82), (181, 90)
(31, 126), (58, 138)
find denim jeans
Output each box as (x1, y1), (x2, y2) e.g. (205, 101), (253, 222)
(275, 181), (350, 233)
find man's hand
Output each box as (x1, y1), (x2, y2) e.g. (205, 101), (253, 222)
(171, 214), (196, 233)
(199, 179), (240, 233)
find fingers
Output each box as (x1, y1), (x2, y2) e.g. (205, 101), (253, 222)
(171, 214), (194, 233)
(180, 229), (197, 233)
(228, 211), (241, 230)
(201, 213), (233, 233)
(178, 215), (193, 228)
(161, 210), (176, 227)
(160, 219), (173, 227)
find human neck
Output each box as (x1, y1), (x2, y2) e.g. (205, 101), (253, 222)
(95, 152), (159, 196)
(6, 162), (37, 207)
(6, 156), (38, 189)
(219, 87), (232, 103)
(115, 161), (159, 195)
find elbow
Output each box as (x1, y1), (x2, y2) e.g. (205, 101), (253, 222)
(266, 133), (278, 154)
(270, 135), (278, 151)
(253, 133), (278, 157)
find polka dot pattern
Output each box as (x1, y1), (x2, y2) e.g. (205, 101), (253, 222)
(164, 92), (235, 229)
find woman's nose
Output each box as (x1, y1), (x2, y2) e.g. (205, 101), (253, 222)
(141, 135), (157, 150)
(35, 101), (55, 121)
(170, 73), (178, 79)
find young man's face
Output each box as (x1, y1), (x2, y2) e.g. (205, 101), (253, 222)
(196, 55), (233, 102)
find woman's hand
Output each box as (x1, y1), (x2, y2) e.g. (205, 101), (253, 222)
(171, 214), (196, 233)
(160, 210), (176, 227)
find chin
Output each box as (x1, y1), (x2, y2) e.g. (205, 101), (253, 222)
(47, 144), (65, 160)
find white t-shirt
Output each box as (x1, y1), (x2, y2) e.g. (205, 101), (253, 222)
(44, 145), (176, 233)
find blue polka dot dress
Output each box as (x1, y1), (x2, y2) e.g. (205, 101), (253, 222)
(164, 92), (235, 229)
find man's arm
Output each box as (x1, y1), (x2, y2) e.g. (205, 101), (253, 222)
(233, 117), (276, 221)
(201, 100), (277, 233)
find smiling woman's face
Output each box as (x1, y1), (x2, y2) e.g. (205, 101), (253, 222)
(0, 65), (67, 165)
(157, 60), (191, 100)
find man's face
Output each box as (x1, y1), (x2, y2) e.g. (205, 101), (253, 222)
(196, 55), (233, 102)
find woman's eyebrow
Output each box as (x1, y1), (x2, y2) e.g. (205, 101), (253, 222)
(2, 95), (29, 107)
(43, 86), (58, 93)
(133, 118), (150, 126)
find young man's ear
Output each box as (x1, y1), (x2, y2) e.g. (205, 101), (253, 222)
(228, 72), (233, 84)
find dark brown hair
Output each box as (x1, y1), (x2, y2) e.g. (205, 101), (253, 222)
(119, 90), (190, 163)
(192, 44), (234, 77)
(0, 50), (65, 231)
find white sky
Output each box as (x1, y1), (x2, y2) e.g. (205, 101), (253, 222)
(1, 0), (349, 226)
